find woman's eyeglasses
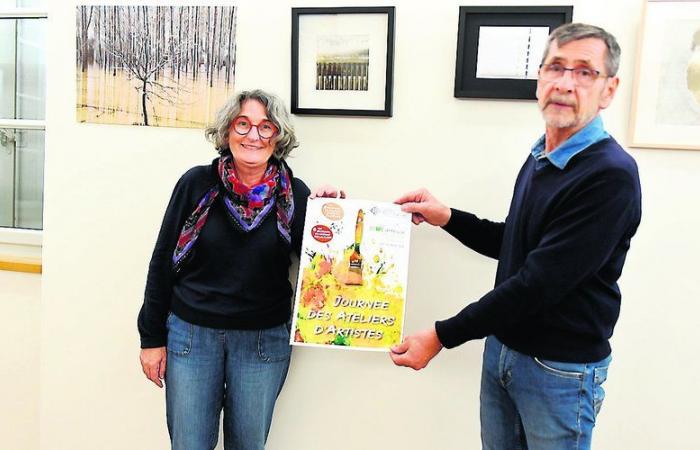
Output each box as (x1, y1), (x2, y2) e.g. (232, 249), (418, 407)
(231, 115), (279, 139)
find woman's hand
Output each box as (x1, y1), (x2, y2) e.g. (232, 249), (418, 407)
(140, 347), (167, 388)
(310, 184), (346, 199)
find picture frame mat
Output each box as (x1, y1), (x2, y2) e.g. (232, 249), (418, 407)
(297, 13), (388, 110)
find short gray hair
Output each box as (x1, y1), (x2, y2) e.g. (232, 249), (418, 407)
(541, 23), (621, 77)
(205, 89), (299, 159)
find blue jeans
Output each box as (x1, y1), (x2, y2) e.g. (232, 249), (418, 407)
(165, 312), (291, 450)
(480, 336), (611, 450)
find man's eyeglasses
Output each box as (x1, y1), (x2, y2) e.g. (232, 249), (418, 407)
(538, 63), (608, 87)
(231, 115), (279, 139)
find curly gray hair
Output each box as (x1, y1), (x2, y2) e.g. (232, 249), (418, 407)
(542, 23), (621, 77)
(205, 89), (299, 159)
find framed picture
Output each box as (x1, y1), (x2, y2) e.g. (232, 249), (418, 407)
(76, 6), (237, 128)
(291, 7), (395, 116)
(629, 0), (700, 150)
(454, 6), (573, 100)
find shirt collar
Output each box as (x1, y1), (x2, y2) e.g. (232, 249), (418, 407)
(530, 115), (609, 170)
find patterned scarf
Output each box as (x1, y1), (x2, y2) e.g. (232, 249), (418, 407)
(172, 154), (294, 271)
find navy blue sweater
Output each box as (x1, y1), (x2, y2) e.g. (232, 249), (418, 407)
(435, 137), (641, 362)
(138, 159), (310, 348)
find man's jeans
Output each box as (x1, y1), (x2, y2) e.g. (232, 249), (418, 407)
(165, 312), (291, 450)
(481, 335), (611, 450)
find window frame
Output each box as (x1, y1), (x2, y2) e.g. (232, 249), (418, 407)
(0, 6), (47, 257)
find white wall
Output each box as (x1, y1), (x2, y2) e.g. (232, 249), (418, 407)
(28, 0), (700, 449)
(0, 271), (40, 450)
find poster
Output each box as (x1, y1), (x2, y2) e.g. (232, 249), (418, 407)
(291, 198), (411, 351)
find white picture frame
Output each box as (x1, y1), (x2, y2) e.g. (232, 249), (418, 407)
(629, 0), (700, 150)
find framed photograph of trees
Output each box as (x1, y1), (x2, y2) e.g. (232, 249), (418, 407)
(76, 5), (237, 128)
(454, 6), (573, 100)
(291, 7), (395, 117)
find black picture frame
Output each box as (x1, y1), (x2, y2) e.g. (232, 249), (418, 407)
(291, 7), (395, 116)
(454, 6), (573, 100)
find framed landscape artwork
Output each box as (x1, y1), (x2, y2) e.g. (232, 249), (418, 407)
(291, 7), (395, 116)
(76, 5), (237, 128)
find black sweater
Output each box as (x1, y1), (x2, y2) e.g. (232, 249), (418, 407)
(138, 159), (310, 348)
(435, 138), (642, 362)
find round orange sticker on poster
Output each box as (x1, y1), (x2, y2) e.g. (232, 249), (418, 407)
(321, 202), (344, 221)
(311, 225), (333, 243)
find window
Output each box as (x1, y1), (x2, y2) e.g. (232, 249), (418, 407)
(0, 0), (47, 230)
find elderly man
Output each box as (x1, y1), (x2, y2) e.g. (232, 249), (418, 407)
(392, 23), (641, 449)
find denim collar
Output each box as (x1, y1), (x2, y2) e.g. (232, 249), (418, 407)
(530, 115), (609, 170)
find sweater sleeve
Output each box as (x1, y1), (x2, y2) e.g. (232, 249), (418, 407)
(435, 172), (641, 348)
(442, 208), (505, 259)
(291, 178), (311, 257)
(137, 171), (199, 348)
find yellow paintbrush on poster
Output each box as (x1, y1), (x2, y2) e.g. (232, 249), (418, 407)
(291, 198), (412, 351)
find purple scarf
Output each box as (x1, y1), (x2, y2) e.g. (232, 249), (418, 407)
(172, 155), (294, 271)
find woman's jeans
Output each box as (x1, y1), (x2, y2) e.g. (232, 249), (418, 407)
(165, 312), (291, 450)
(481, 335), (611, 450)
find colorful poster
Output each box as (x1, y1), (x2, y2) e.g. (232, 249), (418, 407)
(291, 198), (411, 351)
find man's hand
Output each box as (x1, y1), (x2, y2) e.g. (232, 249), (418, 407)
(389, 327), (443, 370)
(310, 184), (346, 199)
(395, 188), (451, 226)
(140, 347), (167, 388)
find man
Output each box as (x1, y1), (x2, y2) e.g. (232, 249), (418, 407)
(391, 23), (641, 449)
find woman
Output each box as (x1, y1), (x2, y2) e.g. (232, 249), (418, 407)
(137, 89), (336, 450)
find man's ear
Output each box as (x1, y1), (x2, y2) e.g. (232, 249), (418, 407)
(599, 76), (619, 110)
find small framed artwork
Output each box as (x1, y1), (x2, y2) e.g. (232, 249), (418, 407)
(629, 0), (700, 150)
(454, 6), (573, 100)
(291, 7), (395, 116)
